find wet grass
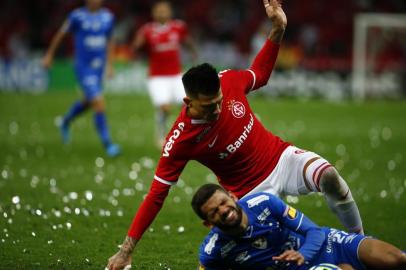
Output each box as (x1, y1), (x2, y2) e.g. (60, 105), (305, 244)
(0, 92), (405, 269)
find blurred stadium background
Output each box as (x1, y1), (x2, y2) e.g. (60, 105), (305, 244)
(0, 0), (405, 269)
(1, 0), (405, 98)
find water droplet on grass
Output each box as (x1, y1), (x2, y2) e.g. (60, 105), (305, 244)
(12, 196), (20, 204)
(95, 157), (105, 168)
(379, 190), (387, 198)
(85, 191), (93, 201)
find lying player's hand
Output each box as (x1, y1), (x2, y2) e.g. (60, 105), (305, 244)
(107, 250), (132, 270)
(272, 249), (305, 265)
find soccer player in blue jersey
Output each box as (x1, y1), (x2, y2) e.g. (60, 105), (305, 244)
(192, 184), (406, 270)
(42, 0), (120, 157)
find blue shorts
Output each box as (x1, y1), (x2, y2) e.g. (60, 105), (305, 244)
(75, 67), (103, 101)
(309, 228), (367, 270)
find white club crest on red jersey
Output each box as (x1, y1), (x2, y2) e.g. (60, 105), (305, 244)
(163, 122), (185, 157)
(227, 100), (246, 119)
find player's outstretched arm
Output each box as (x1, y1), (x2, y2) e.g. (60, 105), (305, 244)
(42, 22), (68, 69)
(247, 0), (287, 91)
(107, 180), (172, 269)
(107, 236), (136, 270)
(263, 0), (287, 44)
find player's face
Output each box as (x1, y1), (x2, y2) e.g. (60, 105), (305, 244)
(201, 190), (243, 230)
(86, 0), (103, 10)
(191, 91), (223, 122)
(152, 2), (172, 23)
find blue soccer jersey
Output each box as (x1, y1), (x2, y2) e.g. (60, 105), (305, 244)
(63, 7), (114, 99)
(199, 192), (367, 270)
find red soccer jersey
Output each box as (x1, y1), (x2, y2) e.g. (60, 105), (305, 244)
(138, 20), (188, 76)
(155, 69), (290, 198)
(128, 39), (284, 239)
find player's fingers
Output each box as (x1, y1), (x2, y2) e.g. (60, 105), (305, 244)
(272, 252), (289, 260)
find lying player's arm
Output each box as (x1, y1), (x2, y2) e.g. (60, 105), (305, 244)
(42, 21), (69, 69)
(266, 195), (325, 264)
(246, 0), (287, 92)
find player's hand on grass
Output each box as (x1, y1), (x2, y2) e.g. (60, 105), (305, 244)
(107, 250), (132, 270)
(107, 236), (137, 270)
(272, 249), (305, 265)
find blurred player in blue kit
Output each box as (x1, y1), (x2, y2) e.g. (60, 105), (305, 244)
(42, 0), (120, 157)
(192, 184), (406, 270)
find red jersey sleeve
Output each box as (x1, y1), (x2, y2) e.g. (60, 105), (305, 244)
(218, 40), (279, 96)
(218, 69), (255, 96)
(248, 39), (280, 93)
(127, 120), (190, 240)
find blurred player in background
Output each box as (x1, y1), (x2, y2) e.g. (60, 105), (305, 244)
(107, 1), (363, 269)
(132, 0), (197, 148)
(42, 0), (120, 157)
(193, 184), (406, 270)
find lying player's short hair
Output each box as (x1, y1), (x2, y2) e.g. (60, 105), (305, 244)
(182, 63), (220, 98)
(191, 184), (227, 220)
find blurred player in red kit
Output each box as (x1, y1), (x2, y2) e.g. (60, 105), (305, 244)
(132, 0), (197, 147)
(107, 1), (363, 269)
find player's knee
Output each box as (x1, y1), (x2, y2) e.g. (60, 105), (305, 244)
(319, 167), (348, 198)
(91, 98), (105, 112)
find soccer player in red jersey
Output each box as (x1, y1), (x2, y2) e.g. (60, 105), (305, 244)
(132, 0), (197, 147)
(107, 1), (363, 269)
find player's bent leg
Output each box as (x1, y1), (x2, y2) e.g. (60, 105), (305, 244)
(157, 104), (171, 143)
(318, 167), (364, 234)
(61, 99), (90, 143)
(358, 238), (406, 270)
(91, 96), (121, 157)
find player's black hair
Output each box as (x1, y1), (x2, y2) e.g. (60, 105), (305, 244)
(191, 184), (227, 220)
(182, 63), (220, 98)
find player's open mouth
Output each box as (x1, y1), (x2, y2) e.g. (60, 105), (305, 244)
(225, 209), (236, 223)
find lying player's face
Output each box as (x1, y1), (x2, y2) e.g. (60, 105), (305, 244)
(152, 2), (172, 23)
(201, 190), (243, 230)
(193, 91), (223, 122)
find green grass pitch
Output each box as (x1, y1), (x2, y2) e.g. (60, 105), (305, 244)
(0, 92), (405, 269)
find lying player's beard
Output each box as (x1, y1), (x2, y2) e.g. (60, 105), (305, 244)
(217, 204), (243, 231)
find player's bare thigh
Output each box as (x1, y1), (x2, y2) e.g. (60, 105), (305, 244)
(357, 238), (406, 269)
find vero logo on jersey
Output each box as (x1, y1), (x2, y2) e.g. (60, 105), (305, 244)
(162, 122), (185, 157)
(227, 100), (246, 118)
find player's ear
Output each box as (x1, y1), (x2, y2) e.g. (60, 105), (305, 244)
(228, 191), (238, 202)
(183, 97), (192, 107)
(203, 220), (213, 228)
